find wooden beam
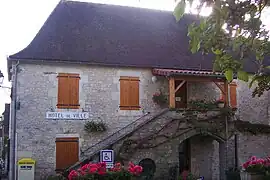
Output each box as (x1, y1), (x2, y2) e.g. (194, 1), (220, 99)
(224, 81), (229, 106)
(169, 77), (175, 108)
(213, 81), (225, 95)
(175, 76), (225, 82)
(175, 80), (186, 93)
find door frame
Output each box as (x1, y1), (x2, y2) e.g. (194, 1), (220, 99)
(175, 80), (188, 108)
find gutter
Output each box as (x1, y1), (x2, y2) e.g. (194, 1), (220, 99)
(9, 61), (19, 180)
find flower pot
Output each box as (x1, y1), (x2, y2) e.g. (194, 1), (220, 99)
(218, 102), (225, 108)
(240, 172), (264, 180)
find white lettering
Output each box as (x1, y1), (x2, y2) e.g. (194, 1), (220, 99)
(46, 112), (89, 120)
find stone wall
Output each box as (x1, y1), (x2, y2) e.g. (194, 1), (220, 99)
(15, 63), (168, 177)
(238, 132), (270, 165)
(14, 63), (220, 177)
(12, 61), (270, 178)
(237, 80), (270, 124)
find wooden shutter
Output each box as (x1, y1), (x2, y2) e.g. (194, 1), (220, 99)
(119, 77), (140, 110)
(219, 82), (237, 108)
(57, 73), (80, 109)
(229, 83), (237, 108)
(55, 137), (79, 171)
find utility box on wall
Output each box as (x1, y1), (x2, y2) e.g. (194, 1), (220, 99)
(17, 158), (35, 180)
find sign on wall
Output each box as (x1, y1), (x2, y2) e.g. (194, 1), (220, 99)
(100, 150), (114, 168)
(46, 112), (89, 120)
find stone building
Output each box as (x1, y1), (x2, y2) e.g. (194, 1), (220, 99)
(7, 1), (270, 179)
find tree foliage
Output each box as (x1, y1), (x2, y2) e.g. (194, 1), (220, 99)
(173, 0), (270, 97)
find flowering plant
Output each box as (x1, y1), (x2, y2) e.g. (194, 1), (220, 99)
(152, 91), (167, 105)
(216, 98), (224, 104)
(68, 162), (143, 180)
(242, 156), (266, 173)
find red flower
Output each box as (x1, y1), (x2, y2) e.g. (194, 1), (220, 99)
(89, 163), (98, 169)
(68, 170), (79, 180)
(81, 164), (89, 171)
(128, 163), (143, 176)
(89, 167), (98, 174)
(111, 167), (121, 172)
(129, 162), (135, 168)
(98, 169), (106, 175)
(114, 162), (122, 168)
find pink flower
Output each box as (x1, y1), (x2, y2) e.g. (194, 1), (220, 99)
(129, 162), (135, 168)
(114, 162), (122, 168)
(81, 164), (89, 171)
(89, 167), (98, 173)
(89, 163), (98, 169)
(250, 156), (257, 161)
(128, 164), (143, 176)
(98, 169), (106, 175)
(68, 170), (79, 180)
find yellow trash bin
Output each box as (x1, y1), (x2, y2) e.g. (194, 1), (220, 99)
(18, 158), (35, 180)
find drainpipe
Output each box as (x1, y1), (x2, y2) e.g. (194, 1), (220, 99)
(9, 60), (19, 180)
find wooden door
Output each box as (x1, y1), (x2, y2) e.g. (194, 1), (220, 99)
(55, 137), (79, 171)
(175, 81), (187, 108)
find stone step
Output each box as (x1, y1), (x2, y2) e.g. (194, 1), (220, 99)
(66, 108), (169, 172)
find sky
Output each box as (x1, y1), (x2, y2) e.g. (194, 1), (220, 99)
(0, 0), (269, 113)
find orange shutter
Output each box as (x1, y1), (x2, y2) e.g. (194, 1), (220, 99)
(230, 83), (237, 108)
(219, 82), (237, 108)
(120, 77), (130, 108)
(57, 73), (80, 109)
(68, 74), (80, 109)
(55, 137), (79, 171)
(57, 73), (70, 109)
(119, 77), (140, 110)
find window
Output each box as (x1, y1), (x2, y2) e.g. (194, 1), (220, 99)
(119, 76), (140, 110)
(57, 73), (80, 109)
(220, 82), (237, 108)
(55, 137), (79, 171)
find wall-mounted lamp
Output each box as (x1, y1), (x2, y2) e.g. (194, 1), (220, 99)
(151, 76), (157, 83)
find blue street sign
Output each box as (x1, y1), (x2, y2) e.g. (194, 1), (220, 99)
(100, 150), (114, 168)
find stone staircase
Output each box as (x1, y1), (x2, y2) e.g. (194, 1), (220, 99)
(66, 108), (169, 172)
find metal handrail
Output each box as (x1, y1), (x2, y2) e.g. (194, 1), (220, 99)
(81, 112), (151, 155)
(66, 108), (169, 172)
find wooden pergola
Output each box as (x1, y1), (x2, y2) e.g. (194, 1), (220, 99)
(152, 68), (230, 108)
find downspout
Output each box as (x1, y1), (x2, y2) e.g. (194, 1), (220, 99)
(9, 60), (19, 180)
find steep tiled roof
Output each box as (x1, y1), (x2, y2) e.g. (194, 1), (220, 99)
(8, 1), (267, 73)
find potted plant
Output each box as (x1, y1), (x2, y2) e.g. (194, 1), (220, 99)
(241, 156), (265, 180)
(216, 99), (225, 108)
(84, 121), (107, 133)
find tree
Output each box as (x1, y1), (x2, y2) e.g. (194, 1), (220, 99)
(173, 0), (270, 97)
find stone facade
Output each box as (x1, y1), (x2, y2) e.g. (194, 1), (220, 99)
(113, 110), (228, 180)
(11, 61), (270, 179)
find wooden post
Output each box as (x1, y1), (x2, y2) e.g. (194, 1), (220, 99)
(224, 81), (229, 106)
(169, 77), (175, 108)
